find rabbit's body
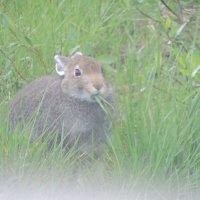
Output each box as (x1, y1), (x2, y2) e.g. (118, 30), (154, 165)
(10, 53), (113, 154)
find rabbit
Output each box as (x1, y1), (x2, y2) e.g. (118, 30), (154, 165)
(10, 52), (113, 156)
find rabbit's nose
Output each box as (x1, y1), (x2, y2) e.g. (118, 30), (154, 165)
(94, 85), (101, 91)
(93, 84), (103, 91)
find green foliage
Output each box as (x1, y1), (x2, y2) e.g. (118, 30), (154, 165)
(0, 0), (200, 189)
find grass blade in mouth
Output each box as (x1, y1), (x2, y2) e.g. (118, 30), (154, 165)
(94, 95), (108, 114)
(94, 95), (114, 124)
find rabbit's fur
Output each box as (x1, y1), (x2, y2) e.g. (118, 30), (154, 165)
(10, 52), (113, 155)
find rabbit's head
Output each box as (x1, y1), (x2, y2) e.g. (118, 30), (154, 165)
(54, 52), (112, 102)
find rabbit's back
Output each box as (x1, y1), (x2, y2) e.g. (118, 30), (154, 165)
(10, 76), (61, 130)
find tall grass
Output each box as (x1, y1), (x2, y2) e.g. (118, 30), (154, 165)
(1, 0), (200, 194)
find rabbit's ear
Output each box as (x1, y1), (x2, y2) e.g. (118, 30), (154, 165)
(54, 55), (70, 76)
(71, 51), (83, 58)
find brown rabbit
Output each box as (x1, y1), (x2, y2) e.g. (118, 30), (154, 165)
(10, 52), (113, 155)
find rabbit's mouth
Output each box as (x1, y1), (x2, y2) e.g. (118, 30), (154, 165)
(67, 88), (102, 102)
(89, 87), (109, 101)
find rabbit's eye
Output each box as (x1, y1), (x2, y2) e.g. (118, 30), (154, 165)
(74, 68), (82, 77)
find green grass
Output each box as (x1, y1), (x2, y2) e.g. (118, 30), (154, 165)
(1, 0), (200, 195)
